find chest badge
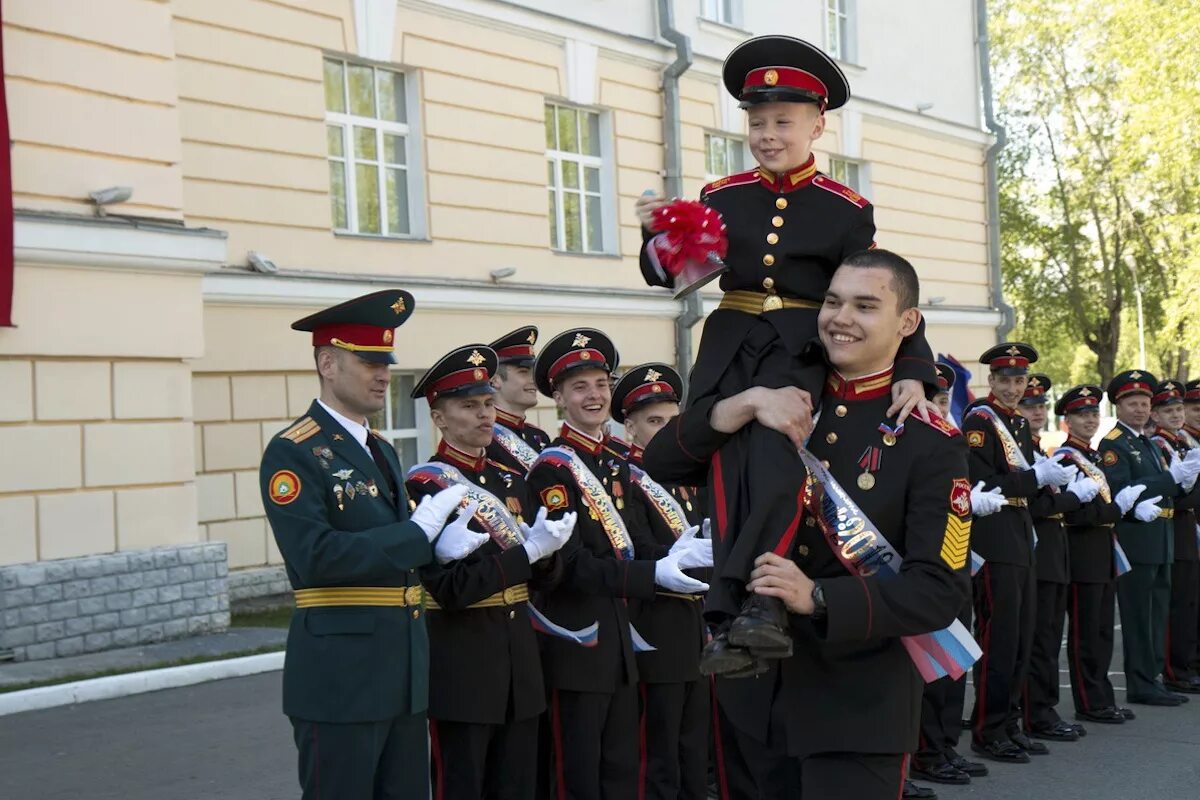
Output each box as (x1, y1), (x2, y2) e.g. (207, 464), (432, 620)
(333, 468), (354, 480)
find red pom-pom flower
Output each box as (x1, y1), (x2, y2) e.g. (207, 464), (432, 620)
(649, 200), (728, 277)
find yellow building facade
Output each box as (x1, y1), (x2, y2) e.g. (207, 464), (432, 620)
(0, 0), (1001, 575)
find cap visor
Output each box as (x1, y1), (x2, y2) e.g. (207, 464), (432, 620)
(355, 351), (397, 365)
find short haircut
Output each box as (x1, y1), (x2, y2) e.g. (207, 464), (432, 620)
(313, 345), (340, 385)
(839, 249), (920, 311)
(495, 363), (510, 380)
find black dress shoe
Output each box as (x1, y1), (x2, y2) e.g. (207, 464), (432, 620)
(699, 634), (758, 677)
(1166, 691), (1190, 703)
(1007, 731), (1049, 755)
(1119, 706), (1136, 720)
(1075, 707), (1124, 724)
(1028, 721), (1079, 742)
(947, 754), (988, 777)
(970, 740), (1030, 764)
(727, 595), (792, 655)
(910, 760), (969, 785)
(1070, 722), (1087, 737)
(1163, 679), (1200, 694)
(1127, 693), (1184, 706)
(903, 779), (938, 799)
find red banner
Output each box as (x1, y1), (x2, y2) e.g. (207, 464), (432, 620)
(0, 0), (13, 328)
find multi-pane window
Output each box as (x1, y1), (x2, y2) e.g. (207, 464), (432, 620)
(828, 157), (863, 191)
(702, 0), (742, 26)
(826, 0), (852, 61)
(366, 372), (433, 467)
(545, 103), (606, 254)
(704, 133), (747, 182)
(323, 57), (413, 236)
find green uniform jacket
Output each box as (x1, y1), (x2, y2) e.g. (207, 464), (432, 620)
(260, 400), (432, 723)
(1098, 422), (1180, 566)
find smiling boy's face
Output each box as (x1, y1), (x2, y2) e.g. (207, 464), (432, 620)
(746, 102), (824, 174)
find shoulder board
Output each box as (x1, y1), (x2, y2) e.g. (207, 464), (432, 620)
(488, 458), (520, 475)
(912, 412), (961, 438)
(279, 417), (320, 444)
(702, 169), (759, 196)
(1103, 428), (1123, 441)
(812, 174), (870, 209)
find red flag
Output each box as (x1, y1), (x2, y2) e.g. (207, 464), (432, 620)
(0, 0), (13, 328)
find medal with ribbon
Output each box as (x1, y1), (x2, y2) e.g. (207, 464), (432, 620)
(856, 446), (881, 491)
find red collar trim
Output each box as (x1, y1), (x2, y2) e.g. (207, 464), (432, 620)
(494, 407), (525, 429)
(629, 444), (645, 465)
(1064, 434), (1093, 452)
(561, 423), (604, 456)
(436, 440), (487, 473)
(1153, 427), (1179, 443)
(756, 156), (818, 194)
(824, 365), (894, 401)
(1185, 423), (1200, 438)
(986, 394), (1019, 416)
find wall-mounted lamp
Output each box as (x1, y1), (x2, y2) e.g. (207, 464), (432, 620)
(489, 267), (517, 283)
(87, 186), (133, 216)
(247, 251), (279, 274)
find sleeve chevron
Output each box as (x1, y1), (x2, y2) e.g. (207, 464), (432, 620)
(940, 514), (971, 570)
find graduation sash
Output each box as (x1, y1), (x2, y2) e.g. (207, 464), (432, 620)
(492, 423), (541, 473)
(406, 461), (599, 646)
(533, 446), (633, 560)
(797, 449), (981, 682)
(967, 405), (1030, 471)
(629, 465), (690, 538)
(1054, 445), (1131, 577)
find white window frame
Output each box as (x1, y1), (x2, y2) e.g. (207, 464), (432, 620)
(701, 0), (743, 27)
(825, 0), (858, 64)
(827, 156), (869, 196)
(704, 131), (751, 183)
(324, 56), (427, 239)
(545, 101), (617, 255)
(367, 371), (435, 466)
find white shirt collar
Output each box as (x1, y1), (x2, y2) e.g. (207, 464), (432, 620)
(318, 399), (371, 454)
(1117, 419), (1143, 437)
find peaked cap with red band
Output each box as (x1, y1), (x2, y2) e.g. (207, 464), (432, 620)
(291, 289), (414, 365)
(488, 326), (539, 368)
(722, 35), (850, 110)
(411, 344), (498, 404)
(610, 362), (684, 424)
(1151, 379), (1186, 408)
(980, 342), (1038, 377)
(934, 361), (956, 393)
(1055, 384), (1103, 416)
(1020, 373), (1052, 407)
(1185, 379), (1200, 403)
(534, 328), (618, 398)
(1106, 369), (1158, 404)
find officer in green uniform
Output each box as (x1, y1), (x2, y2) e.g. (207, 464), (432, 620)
(1098, 370), (1200, 706)
(260, 290), (488, 800)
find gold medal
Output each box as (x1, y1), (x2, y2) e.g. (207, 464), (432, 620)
(882, 433), (897, 447)
(857, 472), (876, 491)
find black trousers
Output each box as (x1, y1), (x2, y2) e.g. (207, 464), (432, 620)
(1166, 559), (1200, 682)
(639, 680), (710, 800)
(430, 716), (538, 800)
(704, 320), (823, 621)
(549, 685), (639, 800)
(1066, 581), (1118, 713)
(917, 602), (969, 764)
(1116, 562), (1172, 698)
(291, 713), (428, 800)
(1023, 579), (1069, 729)
(970, 561), (1035, 744)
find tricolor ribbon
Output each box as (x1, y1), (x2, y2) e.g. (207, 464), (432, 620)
(492, 423), (541, 473)
(1113, 537), (1133, 578)
(970, 550), (986, 577)
(533, 446), (634, 561)
(797, 449), (981, 683)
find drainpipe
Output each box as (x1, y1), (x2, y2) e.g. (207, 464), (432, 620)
(657, 0), (703, 382)
(976, 0), (1013, 341)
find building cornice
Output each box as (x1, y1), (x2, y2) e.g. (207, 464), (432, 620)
(13, 213), (227, 275)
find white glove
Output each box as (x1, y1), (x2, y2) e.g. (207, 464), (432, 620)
(700, 519), (712, 539)
(410, 484), (470, 542)
(1033, 457), (1077, 488)
(1066, 475), (1100, 503)
(654, 551), (709, 593)
(970, 481), (1005, 517)
(1133, 495), (1164, 523)
(668, 525), (714, 569)
(1168, 449), (1200, 487)
(1115, 484), (1146, 516)
(521, 508), (576, 564)
(433, 502), (488, 564)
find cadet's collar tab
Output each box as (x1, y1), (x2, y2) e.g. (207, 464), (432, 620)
(494, 407), (525, 429)
(1064, 434), (1093, 452)
(986, 393), (1019, 415)
(437, 439), (487, 473)
(824, 365), (894, 402)
(756, 155), (817, 194)
(629, 444), (645, 465)
(561, 422), (604, 456)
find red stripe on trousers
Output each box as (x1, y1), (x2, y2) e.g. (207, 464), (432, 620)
(973, 565), (992, 739)
(711, 452), (728, 540)
(429, 720), (444, 800)
(894, 754), (909, 800)
(551, 690), (567, 800)
(709, 677), (731, 800)
(771, 491), (805, 556)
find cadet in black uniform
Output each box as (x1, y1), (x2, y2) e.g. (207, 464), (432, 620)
(1018, 375), (1099, 742)
(963, 343), (1079, 763)
(526, 329), (713, 800)
(645, 250), (970, 799)
(260, 291), (485, 800)
(1147, 380), (1200, 693)
(637, 34), (936, 676)
(612, 364), (709, 800)
(405, 344), (576, 800)
(1055, 385), (1143, 725)
(1100, 370), (1200, 705)
(487, 326), (553, 473)
(1185, 380), (1200, 441)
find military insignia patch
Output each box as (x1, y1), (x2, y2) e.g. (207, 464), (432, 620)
(1103, 450), (1118, 466)
(540, 484), (569, 511)
(269, 470), (301, 505)
(967, 431), (985, 448)
(949, 478), (972, 518)
(940, 514), (971, 570)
